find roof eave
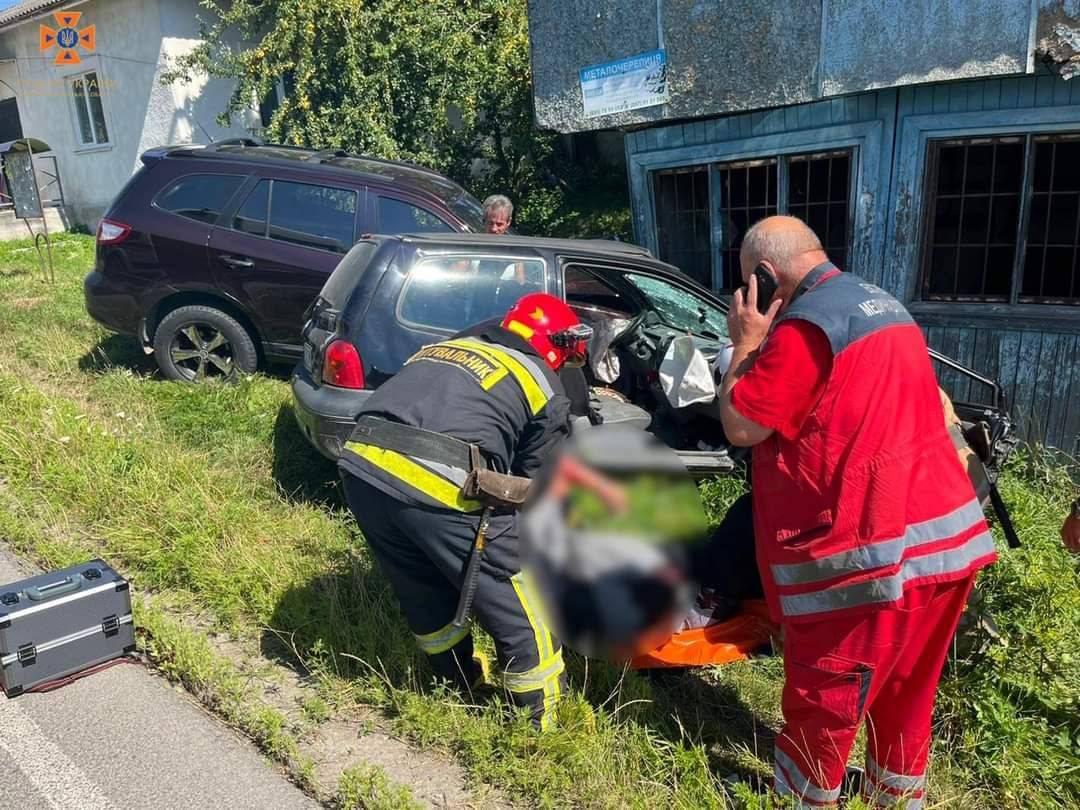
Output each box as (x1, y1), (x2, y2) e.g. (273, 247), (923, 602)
(0, 0), (89, 35)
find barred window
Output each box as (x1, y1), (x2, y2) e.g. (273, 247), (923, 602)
(717, 159), (778, 290)
(651, 149), (853, 292)
(653, 166), (711, 288)
(787, 151), (851, 272)
(922, 133), (1080, 305)
(1023, 135), (1080, 302)
(717, 151), (851, 290)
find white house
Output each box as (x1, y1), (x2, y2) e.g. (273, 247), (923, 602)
(0, 0), (267, 231)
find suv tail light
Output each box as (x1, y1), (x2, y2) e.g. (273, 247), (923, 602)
(97, 218), (132, 245)
(322, 340), (365, 389)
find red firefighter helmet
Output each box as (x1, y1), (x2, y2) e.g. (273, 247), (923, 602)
(501, 293), (593, 370)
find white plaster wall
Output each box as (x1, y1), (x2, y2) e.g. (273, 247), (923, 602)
(0, 0), (255, 227)
(0, 61), (16, 101)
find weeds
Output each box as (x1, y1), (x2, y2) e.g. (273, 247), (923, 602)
(338, 763), (424, 810)
(0, 235), (1076, 808)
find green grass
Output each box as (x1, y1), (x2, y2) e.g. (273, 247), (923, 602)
(0, 234), (1077, 808)
(338, 762), (424, 810)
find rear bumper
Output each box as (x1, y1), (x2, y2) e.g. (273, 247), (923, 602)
(290, 363), (371, 460)
(83, 270), (141, 335)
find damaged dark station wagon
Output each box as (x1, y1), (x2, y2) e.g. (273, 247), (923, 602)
(291, 233), (1018, 482)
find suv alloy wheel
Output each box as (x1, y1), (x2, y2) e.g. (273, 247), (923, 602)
(153, 305), (259, 382)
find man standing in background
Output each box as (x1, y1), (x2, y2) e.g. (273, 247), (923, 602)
(482, 194), (514, 234)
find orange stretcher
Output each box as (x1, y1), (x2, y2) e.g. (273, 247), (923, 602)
(630, 600), (779, 669)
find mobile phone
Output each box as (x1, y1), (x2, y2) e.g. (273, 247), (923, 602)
(753, 264), (778, 315)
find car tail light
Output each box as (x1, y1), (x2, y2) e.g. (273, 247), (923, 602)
(97, 218), (132, 245)
(322, 340), (365, 389)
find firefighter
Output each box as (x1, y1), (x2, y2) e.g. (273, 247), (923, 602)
(338, 293), (592, 730)
(717, 216), (996, 808)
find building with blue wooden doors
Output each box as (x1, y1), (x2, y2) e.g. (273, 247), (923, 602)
(527, 1), (1080, 453)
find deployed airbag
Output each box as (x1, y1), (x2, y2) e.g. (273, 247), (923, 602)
(659, 335), (715, 408)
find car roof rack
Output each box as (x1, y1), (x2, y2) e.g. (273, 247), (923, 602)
(307, 148), (350, 164)
(326, 152), (446, 179)
(204, 137), (264, 152)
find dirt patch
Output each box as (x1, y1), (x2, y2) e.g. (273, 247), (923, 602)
(307, 720), (506, 809)
(9, 297), (44, 310)
(200, 625), (510, 808)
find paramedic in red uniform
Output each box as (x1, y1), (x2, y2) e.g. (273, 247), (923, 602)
(717, 216), (997, 808)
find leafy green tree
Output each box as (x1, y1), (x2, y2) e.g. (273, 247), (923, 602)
(163, 0), (570, 232)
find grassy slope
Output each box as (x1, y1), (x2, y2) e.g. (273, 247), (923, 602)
(0, 234), (1076, 808)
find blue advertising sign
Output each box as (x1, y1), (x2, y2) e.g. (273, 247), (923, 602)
(579, 49), (669, 119)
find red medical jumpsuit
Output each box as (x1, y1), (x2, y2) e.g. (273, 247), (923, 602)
(732, 264), (996, 808)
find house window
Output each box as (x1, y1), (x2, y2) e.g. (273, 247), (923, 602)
(787, 151), (852, 272)
(653, 166), (711, 288)
(718, 151), (852, 289)
(1024, 135), (1080, 302)
(651, 149), (853, 291)
(717, 159), (778, 289)
(258, 78), (287, 129)
(921, 133), (1080, 305)
(0, 98), (22, 143)
(69, 71), (108, 146)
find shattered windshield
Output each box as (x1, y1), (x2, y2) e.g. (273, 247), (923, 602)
(623, 273), (728, 340)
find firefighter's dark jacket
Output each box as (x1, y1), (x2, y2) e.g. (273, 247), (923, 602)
(338, 326), (570, 513)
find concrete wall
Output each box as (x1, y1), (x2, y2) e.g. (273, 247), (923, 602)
(528, 0), (1080, 133)
(0, 0), (256, 228)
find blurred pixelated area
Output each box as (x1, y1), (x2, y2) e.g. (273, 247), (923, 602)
(520, 427), (715, 661)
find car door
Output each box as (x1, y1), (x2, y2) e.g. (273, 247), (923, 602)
(207, 174), (363, 355)
(558, 258), (737, 475)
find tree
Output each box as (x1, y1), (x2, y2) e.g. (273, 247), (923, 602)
(163, 0), (563, 230)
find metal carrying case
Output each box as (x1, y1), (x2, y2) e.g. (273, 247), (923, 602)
(0, 559), (135, 697)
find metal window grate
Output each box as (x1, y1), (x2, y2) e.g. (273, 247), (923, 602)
(717, 159), (778, 290)
(922, 137), (1024, 302)
(651, 149), (853, 292)
(653, 166), (711, 288)
(787, 151), (851, 272)
(921, 132), (1080, 306)
(1021, 134), (1080, 303)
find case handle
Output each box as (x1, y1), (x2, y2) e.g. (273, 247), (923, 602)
(24, 575), (83, 602)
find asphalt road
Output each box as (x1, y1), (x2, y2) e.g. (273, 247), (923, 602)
(0, 546), (319, 810)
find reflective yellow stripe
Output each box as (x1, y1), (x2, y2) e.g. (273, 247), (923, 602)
(505, 319), (534, 340)
(503, 649), (565, 692)
(510, 571), (562, 729)
(445, 339), (550, 415)
(511, 571), (553, 661)
(414, 620), (471, 655)
(343, 442), (482, 512)
(480, 366), (508, 391)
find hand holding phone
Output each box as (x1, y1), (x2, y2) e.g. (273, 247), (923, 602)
(728, 264), (782, 353)
(752, 264), (779, 315)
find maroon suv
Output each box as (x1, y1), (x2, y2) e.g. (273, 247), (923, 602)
(84, 139), (485, 382)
